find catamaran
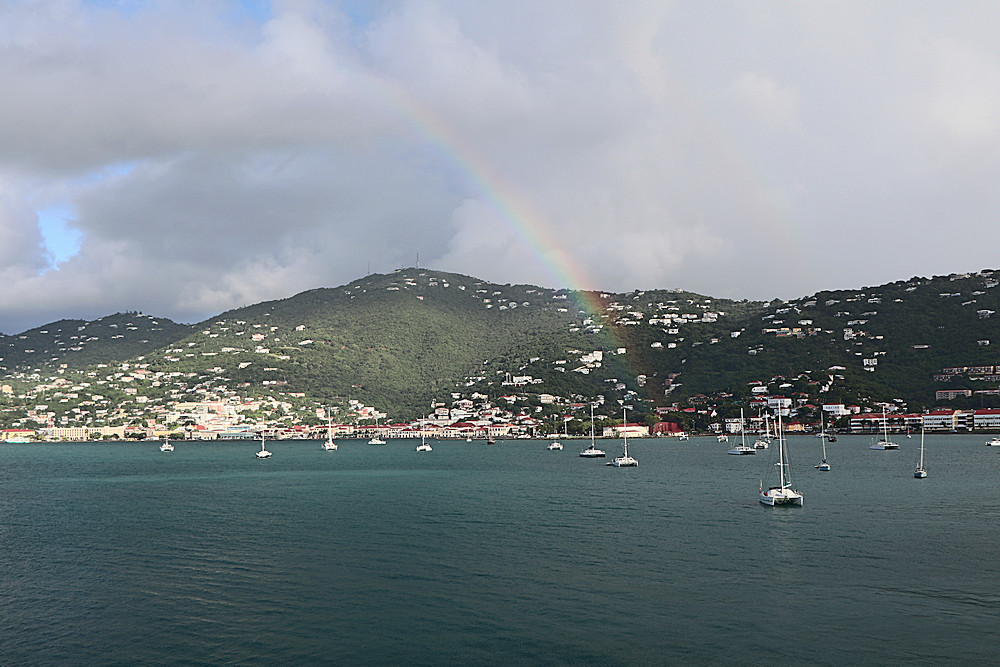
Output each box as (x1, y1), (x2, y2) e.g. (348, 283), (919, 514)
(870, 408), (899, 449)
(728, 409), (756, 455)
(759, 413), (802, 506)
(159, 436), (173, 452)
(607, 408), (638, 467)
(415, 423), (432, 452)
(256, 433), (272, 459)
(580, 404), (606, 457)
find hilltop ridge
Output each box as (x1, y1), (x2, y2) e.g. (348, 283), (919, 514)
(1, 267), (999, 436)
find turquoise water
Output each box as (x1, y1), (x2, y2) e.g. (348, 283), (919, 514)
(2, 435), (999, 665)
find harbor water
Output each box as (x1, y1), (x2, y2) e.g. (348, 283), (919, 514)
(1, 435), (998, 665)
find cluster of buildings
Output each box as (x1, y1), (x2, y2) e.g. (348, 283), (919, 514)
(848, 408), (1000, 433)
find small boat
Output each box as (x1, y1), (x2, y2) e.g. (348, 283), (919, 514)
(986, 437), (1000, 446)
(869, 408), (899, 450)
(415, 426), (432, 452)
(256, 434), (272, 459)
(754, 413), (770, 448)
(827, 435), (837, 443)
(759, 413), (802, 506)
(547, 441), (563, 451)
(728, 409), (756, 454)
(486, 438), (496, 445)
(717, 434), (729, 442)
(914, 427), (928, 478)
(368, 417), (386, 445)
(607, 408), (638, 467)
(160, 436), (174, 452)
(677, 432), (689, 441)
(322, 411), (338, 451)
(815, 413), (831, 470)
(580, 404), (606, 457)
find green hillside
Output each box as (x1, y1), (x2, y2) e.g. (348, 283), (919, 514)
(0, 312), (192, 371)
(2, 267), (999, 423)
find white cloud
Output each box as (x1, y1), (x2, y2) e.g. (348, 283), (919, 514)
(728, 72), (801, 132)
(1, 0), (1000, 331)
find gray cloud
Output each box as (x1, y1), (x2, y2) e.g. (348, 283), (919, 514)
(1, 0), (999, 332)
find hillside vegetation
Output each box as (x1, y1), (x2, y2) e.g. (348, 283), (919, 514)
(2, 268), (999, 420)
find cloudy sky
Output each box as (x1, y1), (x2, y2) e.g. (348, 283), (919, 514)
(2, 0), (999, 333)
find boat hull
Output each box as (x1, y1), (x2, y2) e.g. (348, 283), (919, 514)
(869, 441), (899, 450)
(759, 488), (803, 506)
(608, 456), (638, 467)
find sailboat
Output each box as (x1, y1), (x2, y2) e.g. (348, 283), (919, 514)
(547, 440), (563, 450)
(914, 426), (928, 478)
(759, 413), (802, 506)
(368, 418), (386, 445)
(580, 404), (606, 457)
(256, 433), (272, 459)
(815, 413), (830, 470)
(869, 408), (899, 449)
(728, 409), (756, 455)
(753, 413), (770, 449)
(159, 435), (174, 452)
(607, 408), (638, 467)
(416, 422), (432, 452)
(322, 411), (338, 451)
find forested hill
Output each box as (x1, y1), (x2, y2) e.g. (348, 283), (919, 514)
(0, 313), (192, 371)
(1, 267), (999, 416)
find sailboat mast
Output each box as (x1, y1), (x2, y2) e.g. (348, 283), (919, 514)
(777, 412), (786, 488)
(919, 427), (925, 467)
(622, 407), (629, 457)
(590, 403), (596, 448)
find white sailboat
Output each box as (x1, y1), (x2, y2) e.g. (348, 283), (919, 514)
(159, 435), (173, 452)
(607, 408), (638, 467)
(759, 413), (802, 506)
(728, 409), (756, 455)
(322, 411), (338, 451)
(416, 422), (432, 452)
(580, 404), (606, 457)
(815, 413), (830, 470)
(368, 418), (386, 445)
(547, 441), (563, 450)
(256, 433), (272, 459)
(869, 408), (899, 450)
(753, 413), (770, 449)
(914, 426), (927, 478)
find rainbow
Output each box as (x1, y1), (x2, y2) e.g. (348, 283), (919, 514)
(377, 80), (612, 320)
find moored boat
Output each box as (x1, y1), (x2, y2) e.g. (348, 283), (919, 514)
(759, 413), (802, 506)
